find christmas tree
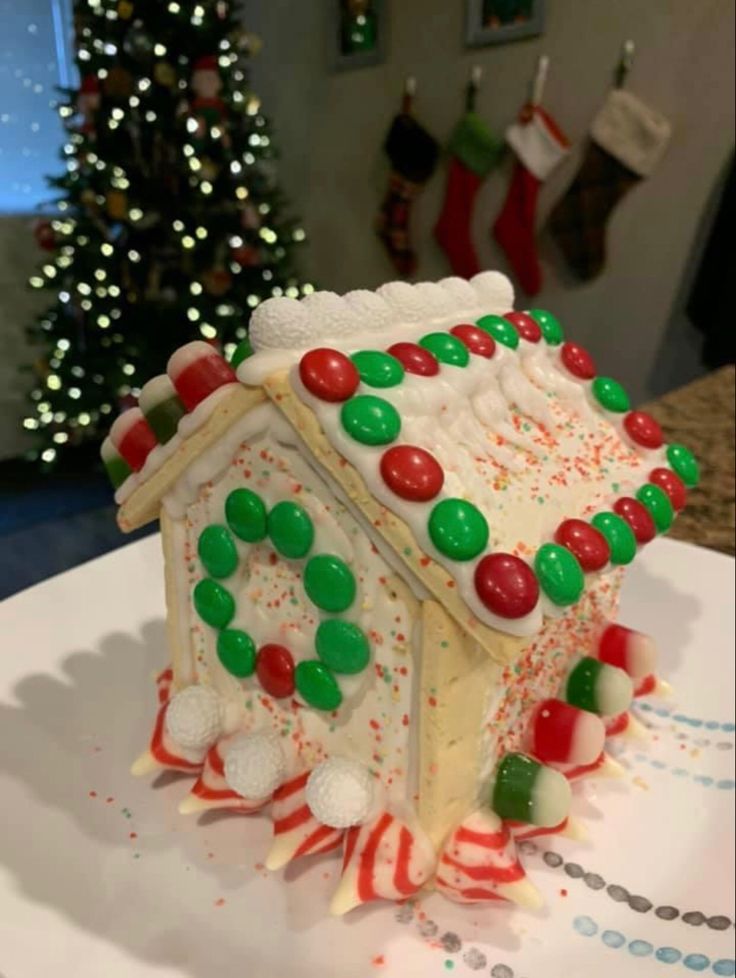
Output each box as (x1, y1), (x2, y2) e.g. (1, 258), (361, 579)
(24, 0), (307, 466)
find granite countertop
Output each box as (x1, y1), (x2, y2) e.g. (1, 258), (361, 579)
(643, 365), (735, 556)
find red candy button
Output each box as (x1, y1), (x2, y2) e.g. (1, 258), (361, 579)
(554, 518), (610, 571)
(380, 445), (444, 501)
(298, 348), (360, 402)
(623, 411), (664, 450)
(387, 342), (440, 377)
(256, 644), (296, 699)
(474, 553), (540, 619)
(450, 324), (496, 358)
(649, 467), (687, 511)
(561, 342), (597, 380)
(613, 497), (656, 544)
(503, 311), (542, 343)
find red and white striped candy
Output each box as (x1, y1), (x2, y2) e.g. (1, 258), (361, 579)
(596, 623), (658, 680)
(180, 737), (272, 815)
(507, 816), (587, 843)
(131, 699), (209, 776)
(436, 810), (541, 909)
(167, 341), (237, 411)
(330, 811), (436, 915)
(530, 698), (606, 766)
(109, 407), (158, 472)
(156, 667), (174, 705)
(634, 674), (673, 699)
(266, 771), (344, 872)
(604, 711), (650, 742)
(554, 751), (625, 783)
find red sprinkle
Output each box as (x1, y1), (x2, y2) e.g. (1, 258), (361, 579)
(613, 497), (656, 544)
(649, 467), (687, 511)
(380, 444), (444, 501)
(387, 341), (440, 376)
(298, 347), (360, 402)
(256, 644), (296, 698)
(623, 411), (664, 449)
(450, 324), (496, 358)
(554, 518), (610, 571)
(561, 341), (596, 380)
(474, 552), (540, 619)
(503, 311), (542, 343)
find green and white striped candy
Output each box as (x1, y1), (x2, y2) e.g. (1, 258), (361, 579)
(139, 375), (186, 445)
(490, 752), (572, 827)
(565, 656), (633, 716)
(101, 436), (132, 489)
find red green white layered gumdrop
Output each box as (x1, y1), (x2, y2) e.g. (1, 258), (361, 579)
(167, 341), (237, 411)
(564, 656), (633, 716)
(101, 436), (132, 489)
(531, 698), (606, 766)
(305, 757), (376, 829)
(596, 622), (658, 680)
(223, 732), (287, 799)
(490, 752), (572, 827)
(138, 374), (186, 445)
(109, 406), (158, 472)
(164, 685), (223, 751)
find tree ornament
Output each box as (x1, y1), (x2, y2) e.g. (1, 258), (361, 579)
(33, 220), (56, 252)
(103, 66), (135, 98)
(123, 21), (155, 60)
(231, 244), (261, 268)
(154, 62), (177, 89)
(106, 190), (128, 220)
(117, 0), (134, 19)
(202, 267), (232, 296)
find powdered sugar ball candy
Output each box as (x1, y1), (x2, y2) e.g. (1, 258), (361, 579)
(343, 289), (396, 333)
(377, 281), (429, 323)
(412, 281), (456, 319)
(306, 757), (375, 829)
(471, 271), (515, 313)
(301, 291), (362, 339)
(249, 297), (311, 351)
(165, 685), (223, 751)
(439, 276), (480, 315)
(223, 732), (287, 799)
(167, 341), (236, 410)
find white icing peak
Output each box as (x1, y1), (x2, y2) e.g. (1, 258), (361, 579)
(246, 274), (516, 355)
(165, 685), (222, 751)
(223, 732), (286, 799)
(306, 757), (375, 829)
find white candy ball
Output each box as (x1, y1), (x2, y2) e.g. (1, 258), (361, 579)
(439, 276), (478, 312)
(470, 271), (515, 312)
(301, 291), (362, 338)
(223, 732), (286, 799)
(249, 297), (310, 351)
(306, 757), (375, 829)
(165, 685), (222, 751)
(413, 281), (456, 317)
(343, 289), (396, 333)
(377, 281), (427, 322)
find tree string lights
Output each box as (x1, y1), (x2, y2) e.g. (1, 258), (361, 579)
(24, 0), (308, 465)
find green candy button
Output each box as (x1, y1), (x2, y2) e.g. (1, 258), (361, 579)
(351, 350), (404, 388)
(217, 629), (256, 677)
(418, 332), (470, 367)
(666, 443), (700, 487)
(476, 314), (519, 350)
(534, 543), (584, 606)
(296, 660), (342, 711)
(230, 336), (253, 368)
(428, 498), (489, 561)
(315, 619), (370, 674)
(193, 578), (235, 629)
(267, 501), (314, 559)
(340, 395), (401, 446)
(226, 488), (267, 543)
(198, 524), (238, 579)
(591, 511), (637, 565)
(528, 309), (564, 346)
(304, 554), (356, 612)
(636, 483), (674, 533)
(592, 376), (630, 413)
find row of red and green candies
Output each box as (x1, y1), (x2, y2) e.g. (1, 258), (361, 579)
(192, 485), (371, 712)
(297, 309), (699, 620)
(102, 342), (239, 488)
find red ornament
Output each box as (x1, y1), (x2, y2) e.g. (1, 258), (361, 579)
(474, 553), (540, 619)
(613, 497), (656, 544)
(386, 342), (440, 377)
(33, 220), (56, 252)
(298, 348), (360, 402)
(554, 518), (610, 571)
(380, 445), (444, 502)
(649, 467), (687, 511)
(256, 644), (295, 699)
(231, 245), (261, 268)
(450, 324), (496, 358)
(503, 311), (542, 343)
(623, 411), (664, 450)
(560, 342), (596, 380)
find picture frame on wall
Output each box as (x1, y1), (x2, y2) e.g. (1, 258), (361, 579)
(465, 0), (545, 48)
(334, 0), (386, 71)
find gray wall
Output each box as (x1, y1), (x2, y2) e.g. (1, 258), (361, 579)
(1, 0), (733, 459)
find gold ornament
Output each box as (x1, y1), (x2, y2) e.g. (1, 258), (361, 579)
(154, 62), (177, 88)
(106, 190), (128, 220)
(117, 0), (134, 19)
(103, 66), (134, 98)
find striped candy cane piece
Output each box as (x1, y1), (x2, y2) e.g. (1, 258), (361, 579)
(553, 751), (625, 783)
(330, 811), (436, 916)
(507, 816), (588, 843)
(634, 674), (673, 699)
(179, 737), (272, 815)
(604, 711), (650, 742)
(156, 667), (174, 705)
(266, 771), (344, 871)
(131, 699), (209, 776)
(435, 810), (541, 909)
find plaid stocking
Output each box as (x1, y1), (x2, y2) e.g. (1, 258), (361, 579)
(549, 89), (672, 281)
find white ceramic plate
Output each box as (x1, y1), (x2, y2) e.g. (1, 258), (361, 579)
(0, 537), (734, 978)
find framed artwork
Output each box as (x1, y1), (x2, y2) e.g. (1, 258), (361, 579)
(334, 0), (386, 71)
(465, 0), (545, 48)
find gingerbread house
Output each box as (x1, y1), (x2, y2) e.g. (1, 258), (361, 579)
(102, 272), (698, 914)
